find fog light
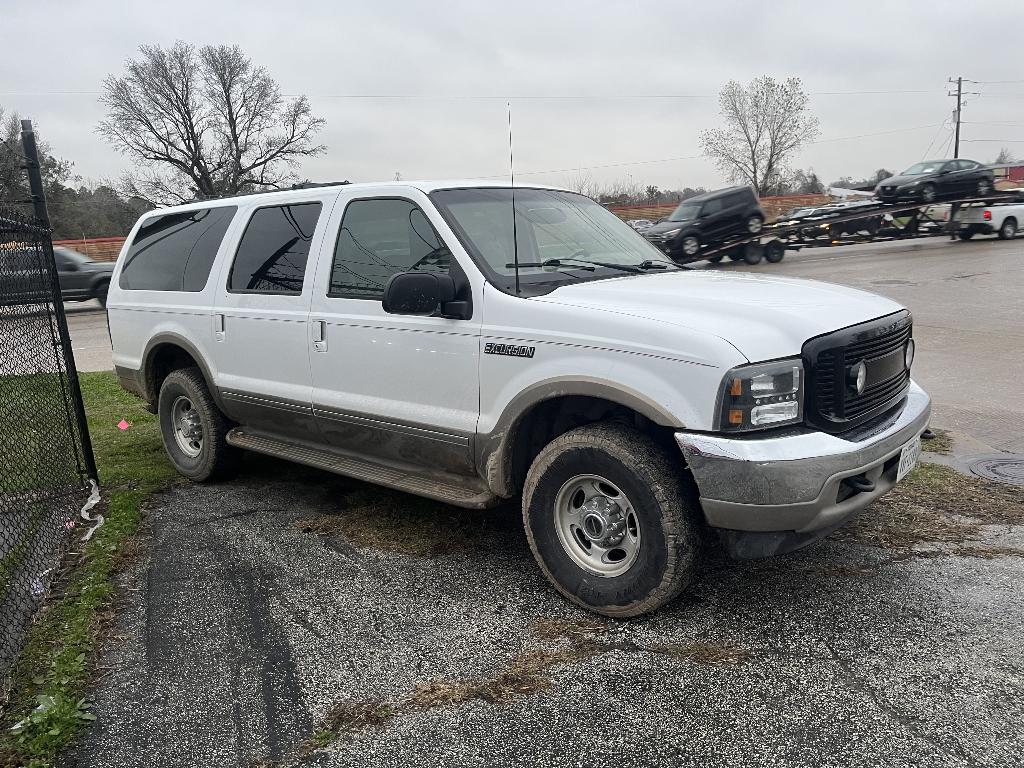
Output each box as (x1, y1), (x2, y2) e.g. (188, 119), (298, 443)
(751, 401), (800, 426)
(905, 339), (915, 370)
(847, 360), (867, 395)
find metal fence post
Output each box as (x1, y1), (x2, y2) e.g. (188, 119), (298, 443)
(20, 119), (99, 484)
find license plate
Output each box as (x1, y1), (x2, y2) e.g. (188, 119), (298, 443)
(897, 437), (922, 482)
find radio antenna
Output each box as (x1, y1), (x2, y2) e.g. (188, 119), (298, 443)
(507, 101), (521, 295)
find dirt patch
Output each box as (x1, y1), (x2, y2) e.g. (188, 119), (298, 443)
(531, 617), (608, 643)
(835, 462), (1024, 559)
(922, 427), (953, 456)
(294, 489), (493, 557)
(649, 642), (751, 666)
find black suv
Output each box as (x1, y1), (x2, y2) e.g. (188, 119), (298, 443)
(643, 186), (764, 262)
(1, 246), (114, 307)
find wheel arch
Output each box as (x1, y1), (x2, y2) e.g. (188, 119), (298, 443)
(140, 333), (224, 412)
(479, 379), (685, 498)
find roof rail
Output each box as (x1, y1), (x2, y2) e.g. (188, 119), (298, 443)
(289, 180), (352, 190)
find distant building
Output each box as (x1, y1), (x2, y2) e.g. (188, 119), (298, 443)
(992, 163), (1024, 184)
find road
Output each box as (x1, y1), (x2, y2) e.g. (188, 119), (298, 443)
(65, 235), (1023, 451)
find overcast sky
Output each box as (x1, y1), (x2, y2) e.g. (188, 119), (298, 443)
(2, 0), (1023, 193)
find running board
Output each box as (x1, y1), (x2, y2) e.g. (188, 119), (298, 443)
(226, 427), (499, 509)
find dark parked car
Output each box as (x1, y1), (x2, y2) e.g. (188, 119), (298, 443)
(875, 159), (994, 203)
(643, 186), (764, 261)
(0, 245), (114, 307)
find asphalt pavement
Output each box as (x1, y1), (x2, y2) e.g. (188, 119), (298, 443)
(75, 457), (1024, 767)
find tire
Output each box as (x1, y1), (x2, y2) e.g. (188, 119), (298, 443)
(158, 367), (241, 482)
(742, 243), (763, 265)
(522, 422), (703, 618)
(957, 230), (975, 241)
(746, 215), (764, 235)
(764, 240), (785, 263)
(977, 179), (993, 197)
(998, 217), (1017, 240)
(920, 184), (937, 203)
(94, 279), (109, 308)
(706, 254), (725, 263)
(680, 235), (700, 257)
(726, 249), (744, 261)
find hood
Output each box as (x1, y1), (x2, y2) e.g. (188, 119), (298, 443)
(535, 270), (904, 361)
(83, 261), (115, 273)
(877, 174), (926, 188)
(644, 219), (691, 236)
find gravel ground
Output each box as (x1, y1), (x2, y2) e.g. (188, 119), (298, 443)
(74, 454), (1024, 768)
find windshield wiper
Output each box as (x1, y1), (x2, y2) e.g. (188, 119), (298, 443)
(505, 257), (644, 274)
(635, 260), (680, 270)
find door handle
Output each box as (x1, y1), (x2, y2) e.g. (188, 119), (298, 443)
(214, 313), (225, 341)
(312, 320), (327, 352)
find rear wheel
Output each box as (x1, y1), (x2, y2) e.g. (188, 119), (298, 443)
(746, 215), (764, 234)
(764, 240), (785, 263)
(158, 367), (241, 482)
(94, 280), (109, 308)
(998, 217), (1017, 240)
(957, 230), (975, 241)
(977, 178), (993, 197)
(706, 253), (725, 263)
(742, 243), (763, 265)
(522, 423), (703, 617)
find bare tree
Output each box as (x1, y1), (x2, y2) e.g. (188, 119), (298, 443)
(1, 107), (73, 205)
(564, 169), (601, 199)
(99, 42), (326, 205)
(994, 147), (1016, 165)
(699, 77), (819, 195)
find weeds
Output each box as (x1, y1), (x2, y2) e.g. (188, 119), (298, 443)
(0, 372), (177, 767)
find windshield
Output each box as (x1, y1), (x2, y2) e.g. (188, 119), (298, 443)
(667, 201), (701, 222)
(430, 188), (672, 293)
(901, 161), (944, 175)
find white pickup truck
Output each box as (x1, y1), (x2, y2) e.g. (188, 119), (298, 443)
(106, 181), (930, 617)
(956, 194), (1023, 240)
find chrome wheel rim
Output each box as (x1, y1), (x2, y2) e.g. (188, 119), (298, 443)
(922, 186), (936, 202)
(747, 216), (762, 233)
(554, 474), (641, 578)
(682, 237), (699, 256)
(171, 395), (203, 458)
(978, 180), (991, 195)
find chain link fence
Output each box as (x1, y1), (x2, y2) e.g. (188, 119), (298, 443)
(0, 204), (96, 686)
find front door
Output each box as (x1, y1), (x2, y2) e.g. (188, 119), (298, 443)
(210, 194), (336, 440)
(308, 190), (481, 476)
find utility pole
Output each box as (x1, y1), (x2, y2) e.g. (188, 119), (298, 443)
(951, 76), (962, 158)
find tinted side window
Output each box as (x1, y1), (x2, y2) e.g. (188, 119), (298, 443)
(701, 198), (724, 216)
(727, 191), (749, 208)
(120, 207), (237, 292)
(329, 199), (450, 300)
(228, 203), (323, 294)
(957, 160), (979, 171)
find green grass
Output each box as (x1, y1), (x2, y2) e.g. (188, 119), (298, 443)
(0, 372), (176, 767)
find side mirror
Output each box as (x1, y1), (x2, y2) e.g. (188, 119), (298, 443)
(383, 272), (468, 318)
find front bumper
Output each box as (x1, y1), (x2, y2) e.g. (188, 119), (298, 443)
(675, 381), (931, 556)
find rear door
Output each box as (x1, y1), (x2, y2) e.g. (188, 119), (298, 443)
(308, 189), (482, 476)
(210, 193), (336, 440)
(698, 197), (728, 241)
(53, 248), (91, 298)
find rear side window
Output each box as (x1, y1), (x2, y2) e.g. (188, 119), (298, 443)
(120, 206), (237, 291)
(329, 198), (450, 300)
(228, 203), (323, 294)
(701, 198), (724, 216)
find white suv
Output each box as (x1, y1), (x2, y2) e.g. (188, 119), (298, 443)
(107, 181), (930, 617)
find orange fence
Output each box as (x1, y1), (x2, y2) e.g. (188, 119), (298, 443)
(54, 236), (126, 262)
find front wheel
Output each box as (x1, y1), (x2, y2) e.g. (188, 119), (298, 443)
(920, 183), (937, 203)
(998, 217), (1017, 240)
(764, 240), (785, 263)
(94, 280), (109, 308)
(746, 215), (764, 234)
(522, 423), (702, 617)
(158, 367), (241, 482)
(680, 235), (700, 257)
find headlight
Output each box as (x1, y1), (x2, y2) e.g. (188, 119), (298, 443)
(717, 359), (804, 432)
